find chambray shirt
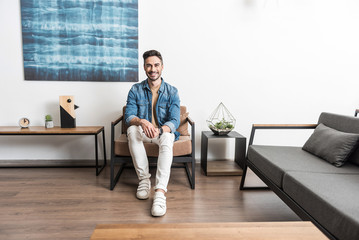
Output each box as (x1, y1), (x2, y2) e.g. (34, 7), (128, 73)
(125, 79), (181, 141)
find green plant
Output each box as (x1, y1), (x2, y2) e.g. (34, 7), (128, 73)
(45, 114), (53, 121)
(210, 118), (234, 130)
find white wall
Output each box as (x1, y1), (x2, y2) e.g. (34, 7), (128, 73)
(1, 0), (359, 161)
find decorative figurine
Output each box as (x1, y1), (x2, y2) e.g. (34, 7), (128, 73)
(59, 96), (79, 128)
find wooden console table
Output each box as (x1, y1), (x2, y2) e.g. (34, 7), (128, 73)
(91, 221), (328, 240)
(0, 126), (106, 175)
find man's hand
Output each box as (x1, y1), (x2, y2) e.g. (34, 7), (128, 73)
(140, 119), (159, 138)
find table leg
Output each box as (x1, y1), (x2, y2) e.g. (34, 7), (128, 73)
(95, 134), (99, 176)
(235, 137), (246, 169)
(201, 133), (208, 175)
(96, 129), (106, 176)
(102, 129), (107, 167)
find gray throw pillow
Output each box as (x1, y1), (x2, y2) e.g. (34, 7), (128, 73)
(348, 149), (359, 166)
(302, 123), (359, 167)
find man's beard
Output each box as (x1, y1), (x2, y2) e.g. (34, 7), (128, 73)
(147, 72), (161, 81)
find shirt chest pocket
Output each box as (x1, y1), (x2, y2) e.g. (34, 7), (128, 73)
(157, 102), (170, 119)
(137, 100), (149, 118)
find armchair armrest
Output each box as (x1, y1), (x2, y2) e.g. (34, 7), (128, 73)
(111, 115), (124, 160)
(186, 116), (195, 137)
(186, 116), (195, 158)
(111, 115), (123, 127)
(249, 123), (317, 145)
(187, 116), (194, 126)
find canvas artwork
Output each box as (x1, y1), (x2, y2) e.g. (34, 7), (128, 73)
(20, 0), (138, 82)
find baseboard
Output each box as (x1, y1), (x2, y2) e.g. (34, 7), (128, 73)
(0, 159), (99, 167)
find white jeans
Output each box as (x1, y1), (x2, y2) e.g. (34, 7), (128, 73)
(127, 125), (175, 192)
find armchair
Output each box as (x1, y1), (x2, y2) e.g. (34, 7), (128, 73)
(110, 106), (195, 190)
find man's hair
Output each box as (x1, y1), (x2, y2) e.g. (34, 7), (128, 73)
(143, 50), (163, 64)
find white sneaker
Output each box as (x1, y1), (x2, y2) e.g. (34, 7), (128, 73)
(151, 192), (167, 217)
(136, 179), (151, 200)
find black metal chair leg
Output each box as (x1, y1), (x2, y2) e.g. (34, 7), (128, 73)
(191, 161), (195, 189)
(110, 158), (115, 190)
(184, 161), (195, 189)
(110, 163), (126, 190)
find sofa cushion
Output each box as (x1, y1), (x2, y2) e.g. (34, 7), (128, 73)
(248, 145), (359, 188)
(302, 123), (359, 167)
(318, 112), (359, 166)
(114, 135), (192, 157)
(318, 112), (359, 134)
(348, 150), (359, 166)
(283, 171), (359, 240)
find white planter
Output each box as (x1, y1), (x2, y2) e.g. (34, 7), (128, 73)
(45, 121), (54, 128)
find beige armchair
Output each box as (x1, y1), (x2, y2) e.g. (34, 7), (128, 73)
(110, 106), (195, 190)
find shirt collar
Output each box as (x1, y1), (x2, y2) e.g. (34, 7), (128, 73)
(143, 78), (164, 92)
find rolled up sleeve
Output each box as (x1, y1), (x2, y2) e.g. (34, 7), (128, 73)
(163, 89), (180, 133)
(124, 87), (138, 126)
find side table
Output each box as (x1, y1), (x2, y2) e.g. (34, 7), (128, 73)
(0, 126), (106, 176)
(201, 131), (246, 176)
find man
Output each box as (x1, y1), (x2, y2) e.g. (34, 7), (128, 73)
(124, 50), (180, 217)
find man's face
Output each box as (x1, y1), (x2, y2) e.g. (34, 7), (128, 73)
(144, 56), (163, 82)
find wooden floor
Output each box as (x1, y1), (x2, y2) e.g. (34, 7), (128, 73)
(0, 163), (300, 240)
(91, 222), (328, 240)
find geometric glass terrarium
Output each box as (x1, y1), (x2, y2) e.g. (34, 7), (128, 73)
(206, 102), (236, 135)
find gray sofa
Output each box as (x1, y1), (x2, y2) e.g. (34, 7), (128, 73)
(240, 112), (359, 240)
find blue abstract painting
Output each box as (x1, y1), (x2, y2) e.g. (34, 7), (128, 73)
(20, 0), (138, 82)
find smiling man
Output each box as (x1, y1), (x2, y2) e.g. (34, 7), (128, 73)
(124, 50), (180, 217)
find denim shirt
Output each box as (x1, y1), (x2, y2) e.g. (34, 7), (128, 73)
(125, 79), (181, 141)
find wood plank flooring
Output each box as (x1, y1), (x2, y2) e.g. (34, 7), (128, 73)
(0, 164), (300, 240)
(91, 222), (328, 240)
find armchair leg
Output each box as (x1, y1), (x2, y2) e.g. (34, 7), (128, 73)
(185, 161), (195, 189)
(110, 157), (115, 190)
(110, 162), (126, 190)
(191, 160), (195, 189)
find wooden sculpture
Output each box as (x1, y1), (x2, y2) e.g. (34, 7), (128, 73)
(59, 96), (79, 128)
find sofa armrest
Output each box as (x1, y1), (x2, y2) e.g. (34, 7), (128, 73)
(252, 124), (317, 129)
(249, 124), (317, 145)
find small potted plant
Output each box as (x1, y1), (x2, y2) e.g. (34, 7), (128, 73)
(45, 114), (54, 128)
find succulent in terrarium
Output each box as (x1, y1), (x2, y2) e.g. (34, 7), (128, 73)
(207, 102), (236, 135)
(213, 118), (234, 130)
